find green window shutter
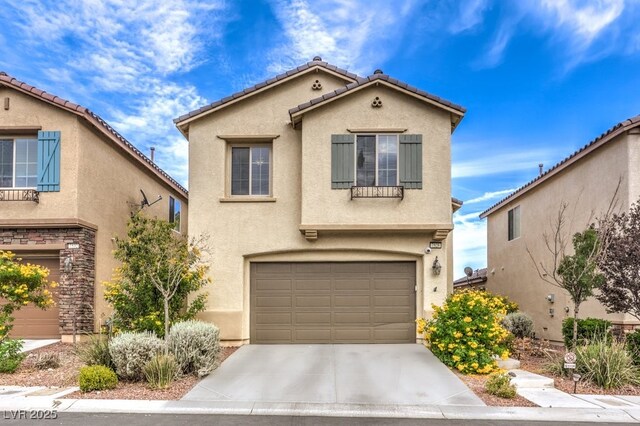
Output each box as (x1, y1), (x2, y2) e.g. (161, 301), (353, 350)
(331, 134), (354, 189)
(37, 130), (61, 192)
(399, 134), (422, 189)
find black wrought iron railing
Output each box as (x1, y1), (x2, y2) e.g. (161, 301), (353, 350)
(0, 189), (39, 203)
(351, 186), (404, 200)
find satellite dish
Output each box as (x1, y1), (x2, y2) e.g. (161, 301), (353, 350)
(464, 267), (474, 277)
(138, 189), (162, 210)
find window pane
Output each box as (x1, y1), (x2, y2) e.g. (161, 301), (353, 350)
(173, 199), (181, 232)
(513, 206), (521, 239)
(377, 135), (398, 186)
(356, 135), (375, 186)
(14, 139), (37, 188)
(231, 147), (250, 195)
(251, 147), (270, 195)
(0, 140), (13, 188)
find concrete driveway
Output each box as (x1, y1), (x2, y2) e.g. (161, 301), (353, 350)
(182, 344), (484, 406)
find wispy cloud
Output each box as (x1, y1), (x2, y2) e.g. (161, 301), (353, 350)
(267, 0), (421, 74)
(0, 0), (229, 186)
(465, 188), (517, 205)
(453, 210), (487, 276)
(452, 149), (555, 178)
(449, 0), (491, 34)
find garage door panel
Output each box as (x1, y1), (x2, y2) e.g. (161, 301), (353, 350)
(295, 312), (331, 325)
(251, 262), (415, 344)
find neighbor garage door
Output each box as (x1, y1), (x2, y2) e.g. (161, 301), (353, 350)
(250, 262), (416, 343)
(10, 254), (61, 339)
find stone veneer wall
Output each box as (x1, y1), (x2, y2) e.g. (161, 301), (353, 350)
(0, 227), (96, 334)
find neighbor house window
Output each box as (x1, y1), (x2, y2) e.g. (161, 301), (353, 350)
(508, 206), (521, 241)
(0, 138), (38, 188)
(231, 145), (271, 196)
(169, 196), (181, 232)
(355, 134), (398, 186)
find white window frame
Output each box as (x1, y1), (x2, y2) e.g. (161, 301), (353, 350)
(508, 205), (521, 241)
(353, 134), (399, 187)
(228, 143), (273, 197)
(0, 137), (38, 190)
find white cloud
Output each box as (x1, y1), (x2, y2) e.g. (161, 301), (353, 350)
(453, 210), (487, 277)
(452, 149), (555, 178)
(1, 0), (229, 186)
(449, 0), (490, 34)
(465, 188), (517, 205)
(267, 0), (420, 74)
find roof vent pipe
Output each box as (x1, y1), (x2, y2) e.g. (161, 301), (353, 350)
(150, 147), (156, 163)
(312, 56), (322, 61)
(373, 69), (383, 74)
(538, 163), (543, 176)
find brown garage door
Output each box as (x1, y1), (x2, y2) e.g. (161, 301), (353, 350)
(250, 262), (416, 344)
(10, 254), (61, 339)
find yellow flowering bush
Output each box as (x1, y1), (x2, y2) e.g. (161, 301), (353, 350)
(0, 251), (56, 340)
(417, 290), (512, 374)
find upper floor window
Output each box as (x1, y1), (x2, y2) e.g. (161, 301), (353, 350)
(356, 135), (398, 186)
(231, 145), (271, 196)
(0, 138), (38, 188)
(169, 196), (181, 232)
(508, 206), (520, 241)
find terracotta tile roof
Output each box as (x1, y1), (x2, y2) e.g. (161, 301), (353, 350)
(288, 72), (466, 118)
(480, 114), (640, 218)
(174, 58), (361, 124)
(0, 71), (188, 198)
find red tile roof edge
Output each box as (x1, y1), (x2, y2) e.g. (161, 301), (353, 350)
(0, 71), (188, 197)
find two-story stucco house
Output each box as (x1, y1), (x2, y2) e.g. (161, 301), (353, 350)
(175, 57), (465, 344)
(481, 115), (640, 342)
(0, 72), (188, 341)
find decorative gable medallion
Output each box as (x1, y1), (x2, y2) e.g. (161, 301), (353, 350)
(312, 79), (322, 90)
(371, 96), (382, 108)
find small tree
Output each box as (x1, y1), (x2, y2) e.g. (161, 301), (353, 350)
(0, 251), (56, 341)
(104, 213), (209, 338)
(596, 198), (640, 322)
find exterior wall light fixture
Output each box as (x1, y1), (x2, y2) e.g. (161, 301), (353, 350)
(432, 256), (442, 276)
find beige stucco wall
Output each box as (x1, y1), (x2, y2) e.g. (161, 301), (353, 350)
(1, 86), (188, 332)
(486, 132), (639, 342)
(188, 70), (454, 342)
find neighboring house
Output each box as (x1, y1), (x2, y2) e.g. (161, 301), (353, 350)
(175, 57), (465, 344)
(0, 72), (188, 341)
(453, 268), (487, 291)
(481, 115), (640, 342)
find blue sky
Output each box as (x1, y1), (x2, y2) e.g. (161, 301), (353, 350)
(2, 0), (640, 277)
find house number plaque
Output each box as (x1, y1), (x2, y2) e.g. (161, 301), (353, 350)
(429, 242), (443, 249)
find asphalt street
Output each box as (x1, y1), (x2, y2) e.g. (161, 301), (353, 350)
(0, 413), (637, 426)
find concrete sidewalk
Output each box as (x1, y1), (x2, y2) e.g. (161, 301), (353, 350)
(0, 396), (638, 423)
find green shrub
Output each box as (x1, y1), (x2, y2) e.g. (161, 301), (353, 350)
(75, 334), (113, 368)
(626, 330), (640, 366)
(485, 372), (517, 398)
(34, 352), (60, 370)
(143, 354), (178, 389)
(502, 312), (534, 339)
(576, 335), (640, 389)
(543, 351), (571, 378)
(417, 290), (511, 374)
(168, 320), (221, 377)
(109, 332), (164, 381)
(78, 365), (118, 392)
(562, 318), (612, 348)
(0, 339), (26, 373)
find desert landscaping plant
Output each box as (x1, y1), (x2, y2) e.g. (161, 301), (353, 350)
(418, 290), (511, 374)
(143, 354), (178, 389)
(168, 320), (221, 377)
(561, 317), (611, 349)
(502, 312), (534, 339)
(34, 352), (60, 370)
(575, 335), (640, 389)
(104, 213), (209, 338)
(0, 251), (56, 341)
(75, 334), (113, 368)
(109, 331), (164, 381)
(485, 372), (517, 398)
(0, 338), (26, 373)
(626, 330), (640, 366)
(78, 365), (118, 392)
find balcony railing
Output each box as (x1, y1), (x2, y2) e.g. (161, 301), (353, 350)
(351, 186), (404, 200)
(0, 189), (39, 203)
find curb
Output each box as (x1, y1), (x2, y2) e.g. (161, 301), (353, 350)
(0, 398), (639, 422)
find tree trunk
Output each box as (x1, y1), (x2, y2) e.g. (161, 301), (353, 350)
(164, 297), (170, 344)
(572, 304), (580, 350)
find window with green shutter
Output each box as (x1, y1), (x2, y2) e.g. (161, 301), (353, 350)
(36, 130), (61, 192)
(331, 133), (422, 190)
